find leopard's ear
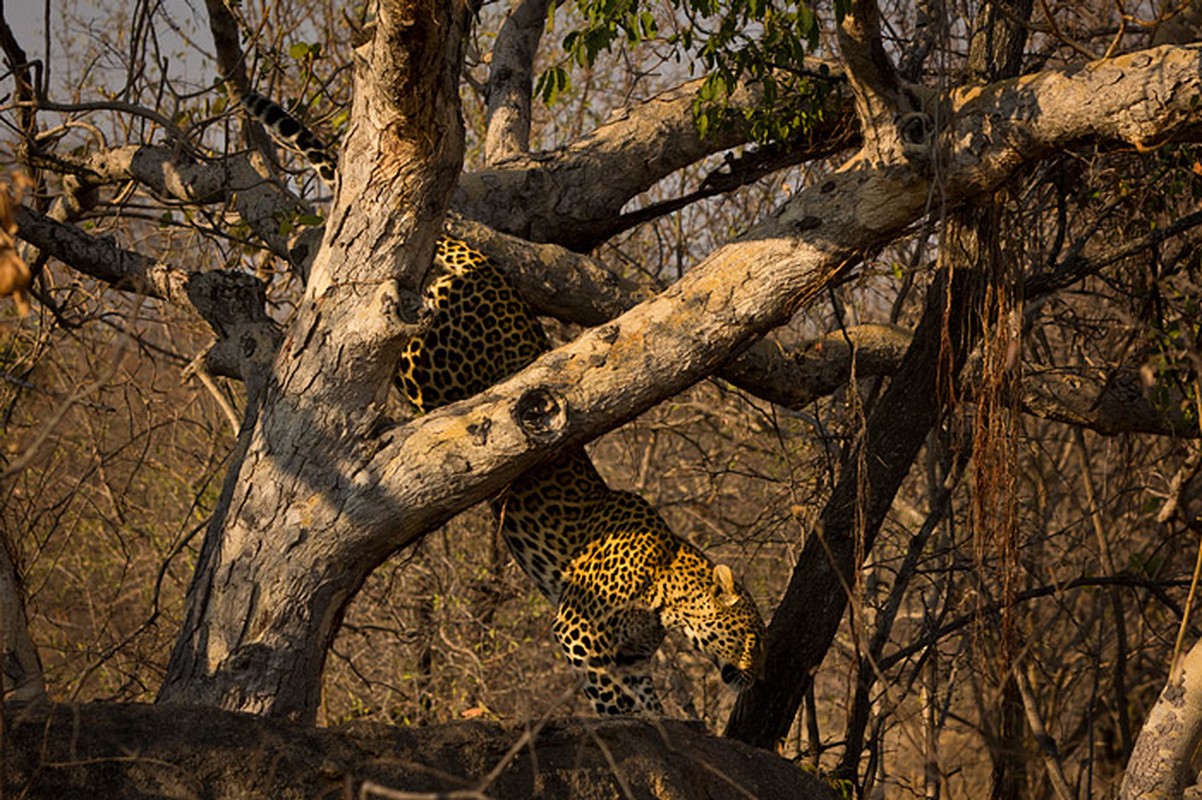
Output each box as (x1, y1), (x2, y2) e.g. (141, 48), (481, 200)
(714, 563), (736, 597)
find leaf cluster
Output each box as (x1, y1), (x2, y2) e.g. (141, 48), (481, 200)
(538, 0), (832, 142)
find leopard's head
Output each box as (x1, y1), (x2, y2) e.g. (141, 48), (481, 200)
(675, 563), (764, 690)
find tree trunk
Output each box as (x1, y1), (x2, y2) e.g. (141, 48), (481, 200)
(5, 701), (842, 800)
(0, 539), (43, 702)
(152, 28), (1202, 723)
(725, 252), (985, 747)
(1121, 637), (1202, 800)
(156, 0), (472, 721)
(990, 675), (1026, 800)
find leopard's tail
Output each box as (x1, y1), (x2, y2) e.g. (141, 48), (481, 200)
(239, 91), (338, 184)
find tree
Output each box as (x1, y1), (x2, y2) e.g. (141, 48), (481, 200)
(4, 0), (1202, 796)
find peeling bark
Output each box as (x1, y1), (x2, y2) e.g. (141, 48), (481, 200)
(1121, 638), (1202, 800)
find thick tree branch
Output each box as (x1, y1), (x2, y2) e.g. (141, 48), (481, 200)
(573, 129), (859, 247)
(455, 64), (851, 249)
(16, 205), (192, 304)
(968, 0), (1035, 80)
(204, 0), (251, 97)
(5, 703), (837, 799)
(484, 0), (551, 165)
(454, 216), (1201, 436)
(450, 216), (907, 406)
(39, 143), (314, 269)
(1021, 364), (1198, 437)
(838, 0), (909, 162)
(49, 145), (227, 203)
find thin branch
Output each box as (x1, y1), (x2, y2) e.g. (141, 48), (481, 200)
(1016, 665), (1074, 800)
(880, 575), (1193, 671)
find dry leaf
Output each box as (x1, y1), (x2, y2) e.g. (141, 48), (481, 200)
(0, 172), (33, 316)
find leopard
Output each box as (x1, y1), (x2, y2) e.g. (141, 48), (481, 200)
(239, 88), (766, 715)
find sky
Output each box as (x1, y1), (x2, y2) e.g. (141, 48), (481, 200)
(4, 0), (213, 100)
(7, 1), (47, 54)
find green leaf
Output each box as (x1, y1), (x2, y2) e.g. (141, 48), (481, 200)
(560, 0), (828, 143)
(535, 66), (571, 105)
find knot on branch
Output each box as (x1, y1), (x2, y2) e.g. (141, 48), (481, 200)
(186, 270), (272, 333)
(899, 111), (935, 158)
(184, 270), (281, 384)
(396, 286), (422, 325)
(61, 175), (100, 217)
(513, 387), (567, 443)
(373, 280), (426, 343)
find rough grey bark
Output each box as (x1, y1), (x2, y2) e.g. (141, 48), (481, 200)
(156, 0), (474, 720)
(40, 143), (314, 271)
(967, 0), (1032, 80)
